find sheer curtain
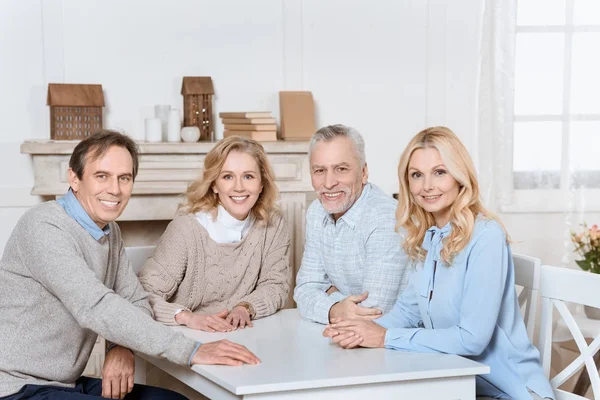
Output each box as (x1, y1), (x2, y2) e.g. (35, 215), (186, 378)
(477, 0), (600, 268)
(476, 0), (517, 213)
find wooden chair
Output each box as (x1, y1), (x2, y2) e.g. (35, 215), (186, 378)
(538, 264), (600, 399)
(124, 245), (156, 274)
(513, 253), (541, 342)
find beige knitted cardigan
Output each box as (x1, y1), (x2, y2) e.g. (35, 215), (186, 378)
(138, 212), (291, 325)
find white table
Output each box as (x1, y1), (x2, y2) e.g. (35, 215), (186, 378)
(136, 309), (489, 399)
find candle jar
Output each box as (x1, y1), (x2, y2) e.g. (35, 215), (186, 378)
(144, 118), (162, 142)
(167, 109), (181, 142)
(154, 105), (171, 140)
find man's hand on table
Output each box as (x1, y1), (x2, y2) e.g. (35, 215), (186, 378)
(102, 345), (135, 399)
(191, 340), (261, 366)
(328, 291), (382, 322)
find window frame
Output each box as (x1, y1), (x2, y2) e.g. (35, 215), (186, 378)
(502, 0), (600, 213)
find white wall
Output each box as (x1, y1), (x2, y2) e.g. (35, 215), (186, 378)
(4, 0), (580, 270)
(0, 2), (47, 250)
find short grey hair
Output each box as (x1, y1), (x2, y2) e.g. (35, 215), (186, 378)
(308, 124), (366, 167)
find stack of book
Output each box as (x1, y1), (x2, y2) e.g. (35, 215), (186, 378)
(219, 112), (278, 142)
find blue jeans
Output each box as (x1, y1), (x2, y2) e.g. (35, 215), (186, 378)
(1, 376), (187, 400)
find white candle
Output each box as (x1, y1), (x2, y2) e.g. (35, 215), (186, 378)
(167, 109), (182, 142)
(145, 118), (162, 142)
(154, 105), (171, 140)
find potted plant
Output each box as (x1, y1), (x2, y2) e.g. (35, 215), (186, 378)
(571, 223), (600, 319)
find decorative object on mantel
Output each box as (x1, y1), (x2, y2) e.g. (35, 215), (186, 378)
(181, 76), (214, 141)
(144, 118), (162, 142)
(219, 111), (277, 142)
(167, 109), (182, 142)
(180, 126), (201, 143)
(279, 91), (315, 141)
(47, 83), (104, 140)
(154, 104), (171, 140)
(571, 223), (600, 319)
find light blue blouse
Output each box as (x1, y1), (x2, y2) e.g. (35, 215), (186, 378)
(375, 218), (554, 400)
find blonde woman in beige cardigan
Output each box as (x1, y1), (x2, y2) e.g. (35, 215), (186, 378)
(139, 136), (291, 332)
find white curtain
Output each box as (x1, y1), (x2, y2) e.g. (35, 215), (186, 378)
(476, 0), (517, 213)
(475, 1), (598, 268)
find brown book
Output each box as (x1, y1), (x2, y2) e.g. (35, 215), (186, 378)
(221, 118), (276, 125)
(224, 130), (278, 141)
(219, 112), (272, 119)
(279, 91), (315, 140)
(223, 124), (276, 131)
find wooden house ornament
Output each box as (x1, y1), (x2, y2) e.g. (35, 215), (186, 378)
(47, 83), (104, 140)
(181, 77), (214, 141)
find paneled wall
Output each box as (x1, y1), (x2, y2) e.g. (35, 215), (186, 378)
(1, 0), (493, 257)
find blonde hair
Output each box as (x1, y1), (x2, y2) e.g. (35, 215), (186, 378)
(396, 126), (508, 264)
(179, 136), (279, 222)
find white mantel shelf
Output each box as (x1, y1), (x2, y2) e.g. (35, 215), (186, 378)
(21, 139), (312, 197)
(20, 140), (310, 155)
(20, 139), (313, 220)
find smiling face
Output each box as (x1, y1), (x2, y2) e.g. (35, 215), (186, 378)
(68, 145), (134, 229)
(212, 150), (263, 221)
(310, 136), (368, 220)
(408, 147), (460, 228)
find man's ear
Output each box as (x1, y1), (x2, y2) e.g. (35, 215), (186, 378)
(67, 168), (80, 192)
(361, 162), (369, 185)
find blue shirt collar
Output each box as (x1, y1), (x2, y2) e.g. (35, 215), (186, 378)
(419, 222), (452, 297)
(321, 183), (372, 229)
(422, 222), (452, 250)
(57, 189), (110, 241)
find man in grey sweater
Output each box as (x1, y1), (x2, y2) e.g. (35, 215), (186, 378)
(0, 131), (259, 400)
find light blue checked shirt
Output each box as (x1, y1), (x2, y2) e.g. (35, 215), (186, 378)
(294, 183), (411, 324)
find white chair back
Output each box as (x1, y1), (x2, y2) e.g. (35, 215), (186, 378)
(538, 265), (600, 400)
(125, 246), (156, 274)
(513, 253), (541, 341)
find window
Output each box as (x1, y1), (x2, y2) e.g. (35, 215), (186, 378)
(510, 0), (600, 210)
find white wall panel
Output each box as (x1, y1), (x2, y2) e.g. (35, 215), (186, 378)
(302, 0), (428, 194)
(57, 0), (284, 141)
(0, 1), (46, 257)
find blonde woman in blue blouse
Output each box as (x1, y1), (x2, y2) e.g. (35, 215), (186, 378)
(323, 127), (553, 400)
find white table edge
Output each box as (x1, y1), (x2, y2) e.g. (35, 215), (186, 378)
(190, 363), (490, 395)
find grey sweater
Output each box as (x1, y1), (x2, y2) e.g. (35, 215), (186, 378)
(0, 202), (197, 397)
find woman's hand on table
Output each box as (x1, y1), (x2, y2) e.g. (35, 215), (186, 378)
(323, 318), (387, 349)
(176, 310), (234, 332)
(226, 305), (254, 329)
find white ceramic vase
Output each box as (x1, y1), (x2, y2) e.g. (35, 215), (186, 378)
(180, 126), (200, 143)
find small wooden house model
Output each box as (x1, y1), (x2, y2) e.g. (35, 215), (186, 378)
(47, 83), (104, 140)
(181, 77), (214, 141)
